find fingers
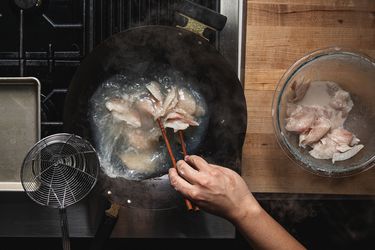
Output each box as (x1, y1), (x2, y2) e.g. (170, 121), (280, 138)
(176, 160), (200, 184)
(168, 168), (194, 195)
(185, 155), (209, 171)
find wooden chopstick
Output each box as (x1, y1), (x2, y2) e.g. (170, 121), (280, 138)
(156, 119), (194, 211)
(157, 118), (177, 166)
(177, 130), (199, 211)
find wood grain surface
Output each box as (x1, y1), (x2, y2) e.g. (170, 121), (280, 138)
(242, 0), (375, 194)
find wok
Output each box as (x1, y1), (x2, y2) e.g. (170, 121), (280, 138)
(63, 23), (247, 209)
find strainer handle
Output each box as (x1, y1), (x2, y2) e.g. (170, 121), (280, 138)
(59, 208), (71, 250)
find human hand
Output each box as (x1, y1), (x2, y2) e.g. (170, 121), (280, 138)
(169, 155), (261, 222)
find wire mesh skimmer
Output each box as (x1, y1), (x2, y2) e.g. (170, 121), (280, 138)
(21, 133), (99, 250)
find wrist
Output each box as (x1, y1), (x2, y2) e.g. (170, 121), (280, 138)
(230, 195), (263, 225)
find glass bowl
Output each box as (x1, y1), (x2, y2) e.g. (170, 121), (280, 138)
(272, 47), (375, 177)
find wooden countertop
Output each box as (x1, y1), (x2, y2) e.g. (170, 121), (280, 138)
(242, 0), (375, 195)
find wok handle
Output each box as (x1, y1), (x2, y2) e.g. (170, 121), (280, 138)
(175, 0), (227, 41)
(90, 202), (120, 250)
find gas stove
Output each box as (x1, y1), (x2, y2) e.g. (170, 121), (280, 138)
(0, 0), (246, 239)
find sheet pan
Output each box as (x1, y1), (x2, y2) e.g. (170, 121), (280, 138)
(0, 77), (40, 191)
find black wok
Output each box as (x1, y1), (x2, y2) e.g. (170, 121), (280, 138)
(63, 24), (247, 209)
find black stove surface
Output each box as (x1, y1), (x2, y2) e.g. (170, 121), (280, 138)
(0, 0), (219, 137)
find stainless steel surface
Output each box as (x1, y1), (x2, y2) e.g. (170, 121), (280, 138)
(0, 77), (40, 191)
(220, 0), (246, 83)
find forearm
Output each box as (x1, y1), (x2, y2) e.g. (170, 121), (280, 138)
(232, 197), (306, 250)
(169, 157), (305, 249)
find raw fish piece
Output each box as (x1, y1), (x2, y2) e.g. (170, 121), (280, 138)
(119, 150), (157, 173)
(327, 128), (353, 146)
(105, 98), (141, 128)
(173, 108), (199, 123)
(164, 111), (199, 126)
(143, 83), (204, 132)
(164, 120), (190, 132)
(286, 80), (363, 163)
(327, 110), (348, 129)
(146, 81), (163, 102)
(162, 86), (178, 116)
(309, 137), (338, 160)
(336, 144), (352, 153)
(332, 144), (364, 163)
(329, 89), (354, 113)
(105, 98), (130, 113)
(163, 108), (199, 132)
(136, 97), (156, 115)
(176, 88), (197, 115)
(299, 117), (331, 147)
(285, 106), (316, 133)
(289, 78), (311, 102)
(136, 96), (163, 119)
(126, 128), (160, 150)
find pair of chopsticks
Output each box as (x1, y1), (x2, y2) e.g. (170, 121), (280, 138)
(156, 118), (199, 211)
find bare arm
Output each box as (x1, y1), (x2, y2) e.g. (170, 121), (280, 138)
(168, 155), (306, 250)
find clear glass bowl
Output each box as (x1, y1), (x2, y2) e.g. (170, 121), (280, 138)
(272, 47), (375, 177)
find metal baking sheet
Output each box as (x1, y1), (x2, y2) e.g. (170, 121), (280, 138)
(0, 77), (40, 191)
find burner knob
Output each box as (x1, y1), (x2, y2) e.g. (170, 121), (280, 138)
(13, 0), (42, 10)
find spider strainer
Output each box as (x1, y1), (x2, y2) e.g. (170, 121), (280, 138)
(21, 133), (99, 250)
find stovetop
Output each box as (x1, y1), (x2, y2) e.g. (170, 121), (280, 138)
(0, 0), (246, 239)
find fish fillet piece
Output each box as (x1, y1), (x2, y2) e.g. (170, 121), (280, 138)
(164, 120), (190, 132)
(146, 81), (163, 102)
(126, 128), (160, 150)
(309, 137), (338, 160)
(119, 150), (157, 173)
(136, 97), (156, 115)
(285, 106), (316, 133)
(163, 111), (199, 132)
(286, 80), (364, 163)
(165, 111), (199, 126)
(329, 89), (354, 114)
(299, 117), (331, 147)
(336, 144), (353, 153)
(332, 144), (364, 163)
(289, 78), (311, 102)
(136, 97), (163, 119)
(176, 88), (197, 115)
(327, 128), (353, 146)
(105, 98), (141, 128)
(327, 110), (348, 129)
(161, 86), (178, 116)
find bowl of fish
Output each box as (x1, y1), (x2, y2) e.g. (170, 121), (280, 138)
(272, 47), (375, 177)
